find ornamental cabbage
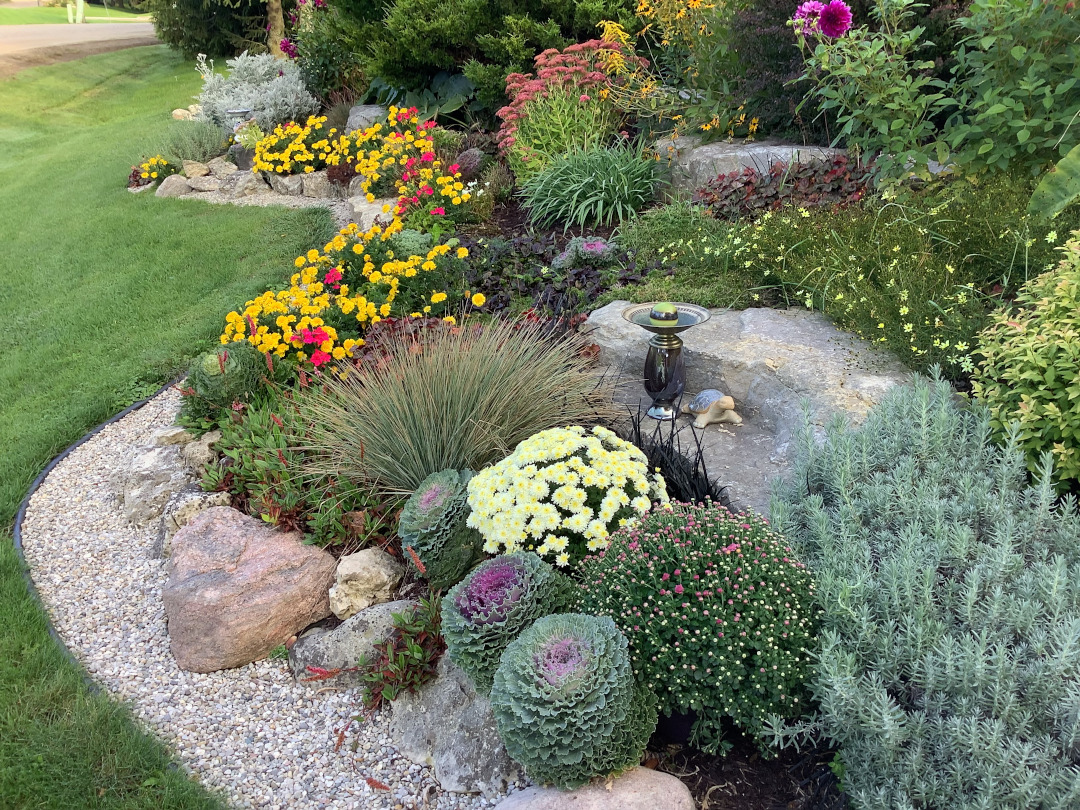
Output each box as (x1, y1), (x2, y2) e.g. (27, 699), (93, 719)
(466, 425), (668, 567)
(442, 552), (574, 693)
(399, 469), (483, 590)
(490, 613), (658, 789)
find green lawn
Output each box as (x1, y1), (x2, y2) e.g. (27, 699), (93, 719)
(0, 46), (333, 808)
(0, 6), (148, 23)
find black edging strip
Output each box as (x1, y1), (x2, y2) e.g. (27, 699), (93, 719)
(11, 379), (180, 694)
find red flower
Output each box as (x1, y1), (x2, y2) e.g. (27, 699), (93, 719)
(430, 207), (445, 215)
(310, 350), (332, 367)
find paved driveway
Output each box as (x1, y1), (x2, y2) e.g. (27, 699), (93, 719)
(0, 21), (157, 77)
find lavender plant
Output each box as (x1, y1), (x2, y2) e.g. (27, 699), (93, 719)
(579, 502), (818, 754)
(490, 613), (658, 789)
(399, 469), (483, 590)
(768, 373), (1080, 808)
(441, 553), (574, 693)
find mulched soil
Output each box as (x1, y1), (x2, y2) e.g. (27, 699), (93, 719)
(462, 198), (617, 244)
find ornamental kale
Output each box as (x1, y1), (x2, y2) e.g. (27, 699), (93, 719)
(579, 502), (819, 755)
(490, 613), (658, 789)
(399, 469), (484, 590)
(442, 552), (574, 693)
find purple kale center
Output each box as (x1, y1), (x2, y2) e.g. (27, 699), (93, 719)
(456, 560), (525, 624)
(418, 482), (450, 513)
(536, 635), (588, 687)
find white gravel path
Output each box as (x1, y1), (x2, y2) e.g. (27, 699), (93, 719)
(18, 388), (508, 810)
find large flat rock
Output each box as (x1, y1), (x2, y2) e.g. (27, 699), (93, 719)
(656, 135), (844, 193)
(587, 303), (910, 514)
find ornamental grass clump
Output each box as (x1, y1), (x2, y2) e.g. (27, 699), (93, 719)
(298, 319), (616, 494)
(489, 613), (658, 789)
(399, 469), (484, 590)
(442, 552), (574, 693)
(769, 374), (1080, 808)
(467, 425), (668, 568)
(972, 231), (1080, 488)
(579, 502), (818, 754)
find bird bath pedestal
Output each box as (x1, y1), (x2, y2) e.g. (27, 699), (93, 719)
(622, 302), (710, 421)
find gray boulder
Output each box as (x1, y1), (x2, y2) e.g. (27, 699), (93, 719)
(155, 175), (192, 198)
(268, 173), (304, 196)
(206, 157), (239, 178)
(153, 485), (232, 558)
(222, 171), (270, 198)
(179, 429), (221, 474)
(328, 547), (405, 619)
(346, 104), (389, 134)
(122, 445), (195, 527)
(586, 302), (909, 513)
(182, 160), (210, 178)
(186, 176), (222, 193)
(301, 169), (343, 199)
(349, 196), (397, 228)
(657, 135), (844, 194)
(493, 767), (694, 810)
(390, 655), (526, 796)
(288, 599), (415, 684)
(163, 507), (336, 673)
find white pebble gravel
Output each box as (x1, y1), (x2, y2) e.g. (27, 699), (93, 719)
(19, 388), (512, 810)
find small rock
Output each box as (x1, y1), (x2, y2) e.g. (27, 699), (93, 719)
(187, 176), (223, 193)
(163, 507), (336, 673)
(206, 157), (239, 178)
(152, 426), (193, 446)
(301, 170), (341, 199)
(227, 144), (255, 172)
(492, 767), (695, 810)
(268, 173), (305, 196)
(183, 160), (210, 178)
(346, 104), (389, 134)
(222, 171), (270, 198)
(123, 445), (195, 526)
(329, 548), (404, 620)
(349, 196), (397, 228)
(155, 175), (192, 198)
(289, 599), (415, 683)
(391, 656), (525, 796)
(172, 108), (194, 121)
(154, 485), (232, 557)
(128, 184), (154, 194)
(179, 429), (221, 474)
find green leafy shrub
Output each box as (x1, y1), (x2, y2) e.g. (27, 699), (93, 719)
(442, 552), (575, 693)
(399, 469), (484, 590)
(972, 231), (1080, 487)
(1029, 143), (1080, 221)
(179, 340), (293, 427)
(490, 613), (658, 789)
(202, 399), (398, 547)
(195, 52), (319, 132)
(769, 373), (1080, 809)
(356, 595), (446, 710)
(148, 0), (269, 59)
(579, 502), (818, 754)
(293, 5), (367, 102)
(158, 120), (228, 164)
(298, 318), (617, 494)
(521, 144), (656, 230)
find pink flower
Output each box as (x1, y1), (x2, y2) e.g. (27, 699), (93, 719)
(309, 350), (331, 367)
(579, 94), (591, 102)
(430, 207), (445, 216)
(819, 0), (853, 37)
(792, 0), (825, 34)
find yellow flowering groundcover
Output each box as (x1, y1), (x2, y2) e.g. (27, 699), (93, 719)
(466, 425), (668, 567)
(128, 154), (177, 187)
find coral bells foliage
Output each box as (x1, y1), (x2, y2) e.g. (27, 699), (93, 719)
(579, 502), (818, 754)
(467, 426), (669, 568)
(496, 40), (641, 183)
(489, 613), (658, 790)
(442, 552), (575, 694)
(218, 219), (472, 370)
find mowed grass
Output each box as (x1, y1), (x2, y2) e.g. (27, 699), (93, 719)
(0, 6), (149, 23)
(0, 46), (333, 808)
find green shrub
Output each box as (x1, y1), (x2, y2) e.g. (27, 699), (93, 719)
(521, 144), (656, 230)
(490, 613), (658, 789)
(148, 0), (270, 59)
(769, 374), (1080, 808)
(293, 5), (367, 101)
(972, 231), (1080, 488)
(158, 120), (228, 164)
(398, 469), (484, 590)
(298, 317), (616, 494)
(442, 552), (575, 693)
(180, 340), (292, 427)
(579, 502), (818, 754)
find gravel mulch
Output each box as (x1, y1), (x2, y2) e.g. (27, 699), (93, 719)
(189, 191), (355, 230)
(18, 388), (510, 810)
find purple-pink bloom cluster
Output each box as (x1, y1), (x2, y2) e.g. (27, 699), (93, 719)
(280, 38), (299, 59)
(793, 0), (852, 38)
(454, 558), (525, 624)
(536, 635), (588, 686)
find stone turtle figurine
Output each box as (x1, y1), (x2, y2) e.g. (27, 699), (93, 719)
(681, 389), (743, 429)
